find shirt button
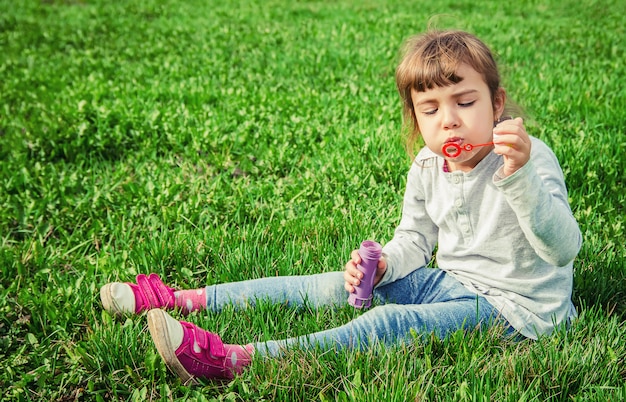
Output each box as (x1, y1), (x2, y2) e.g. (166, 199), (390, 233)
(453, 176), (461, 184)
(455, 199), (463, 208)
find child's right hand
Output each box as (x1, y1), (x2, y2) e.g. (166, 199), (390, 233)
(343, 249), (387, 293)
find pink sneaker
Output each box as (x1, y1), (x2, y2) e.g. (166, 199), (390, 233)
(100, 273), (176, 316)
(147, 309), (254, 382)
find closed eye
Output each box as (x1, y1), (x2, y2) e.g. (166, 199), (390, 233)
(459, 100), (476, 107)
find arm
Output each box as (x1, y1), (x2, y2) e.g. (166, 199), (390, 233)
(492, 118), (581, 266)
(375, 160), (439, 286)
(495, 138), (582, 266)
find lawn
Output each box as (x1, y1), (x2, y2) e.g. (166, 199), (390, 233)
(1, 0), (625, 400)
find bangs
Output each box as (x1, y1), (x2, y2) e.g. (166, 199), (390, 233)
(412, 40), (465, 92)
(412, 59), (463, 92)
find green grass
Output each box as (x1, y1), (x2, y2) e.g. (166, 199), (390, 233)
(1, 0), (625, 400)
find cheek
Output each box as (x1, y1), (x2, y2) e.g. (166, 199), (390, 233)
(420, 118), (440, 133)
(414, 118), (431, 139)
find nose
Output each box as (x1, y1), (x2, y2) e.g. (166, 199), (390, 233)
(442, 108), (460, 129)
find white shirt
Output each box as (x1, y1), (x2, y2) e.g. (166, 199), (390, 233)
(379, 137), (582, 339)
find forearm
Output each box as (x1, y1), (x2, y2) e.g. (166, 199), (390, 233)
(378, 233), (432, 286)
(496, 159), (582, 266)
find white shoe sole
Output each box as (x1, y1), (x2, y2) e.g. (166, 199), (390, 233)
(99, 283), (126, 316)
(147, 309), (196, 384)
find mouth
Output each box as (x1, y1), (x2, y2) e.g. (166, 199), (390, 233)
(442, 138), (464, 158)
(441, 137), (463, 158)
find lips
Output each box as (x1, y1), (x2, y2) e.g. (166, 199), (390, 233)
(445, 137), (463, 145)
(442, 138), (464, 158)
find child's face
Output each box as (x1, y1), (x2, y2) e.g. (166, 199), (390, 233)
(411, 63), (505, 172)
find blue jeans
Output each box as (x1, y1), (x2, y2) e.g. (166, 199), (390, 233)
(204, 268), (513, 357)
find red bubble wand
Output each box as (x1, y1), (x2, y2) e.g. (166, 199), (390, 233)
(442, 116), (512, 158)
(442, 142), (494, 158)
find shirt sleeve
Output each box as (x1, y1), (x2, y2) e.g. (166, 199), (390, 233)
(378, 160), (439, 287)
(494, 139), (582, 267)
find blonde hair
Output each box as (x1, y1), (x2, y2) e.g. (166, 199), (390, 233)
(395, 30), (504, 157)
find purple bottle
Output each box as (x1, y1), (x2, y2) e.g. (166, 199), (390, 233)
(348, 240), (382, 309)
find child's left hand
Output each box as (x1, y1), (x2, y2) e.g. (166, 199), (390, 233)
(492, 117), (531, 177)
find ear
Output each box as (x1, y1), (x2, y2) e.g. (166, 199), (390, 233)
(493, 87), (506, 119)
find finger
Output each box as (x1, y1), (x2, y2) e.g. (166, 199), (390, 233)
(493, 119), (528, 142)
(344, 263), (363, 280)
(352, 265), (364, 280)
(493, 144), (516, 157)
(492, 132), (524, 149)
(494, 130), (531, 152)
(343, 268), (351, 281)
(344, 267), (360, 290)
(346, 273), (360, 287)
(350, 249), (361, 264)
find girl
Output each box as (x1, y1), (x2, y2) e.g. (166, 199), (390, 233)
(100, 30), (581, 382)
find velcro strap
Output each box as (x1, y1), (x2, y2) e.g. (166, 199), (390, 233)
(186, 323), (226, 359)
(136, 274), (160, 307)
(206, 332), (226, 359)
(134, 274), (174, 309)
(148, 273), (174, 308)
